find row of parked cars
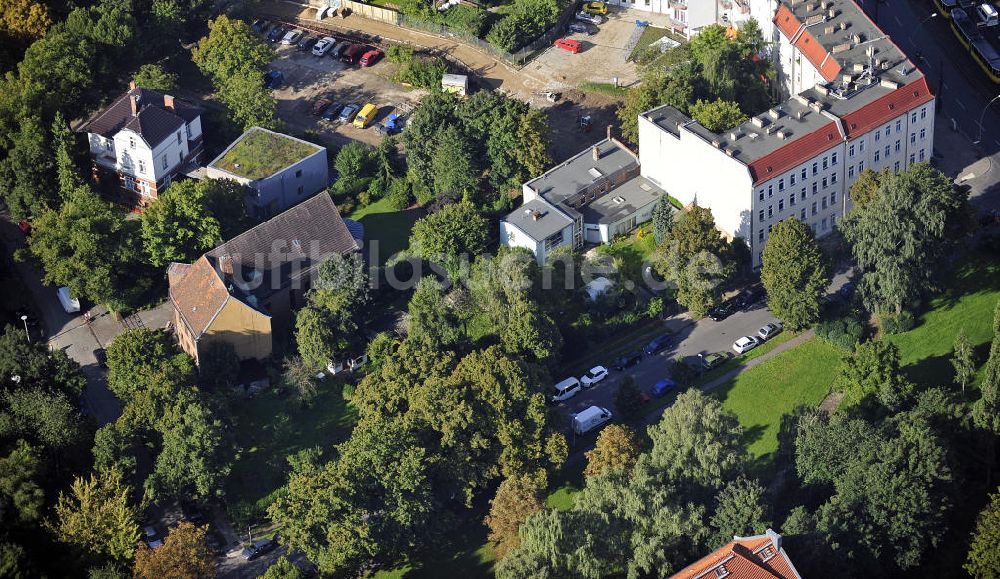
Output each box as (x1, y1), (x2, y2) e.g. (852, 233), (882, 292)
(251, 19), (384, 66)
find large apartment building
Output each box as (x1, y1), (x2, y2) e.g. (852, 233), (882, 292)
(638, 0), (935, 267)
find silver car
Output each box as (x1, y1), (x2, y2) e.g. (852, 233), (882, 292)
(574, 11), (604, 25)
(758, 322), (783, 341)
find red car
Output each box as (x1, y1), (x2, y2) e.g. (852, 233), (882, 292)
(359, 49), (383, 67)
(554, 38), (581, 53)
(17, 220), (31, 235)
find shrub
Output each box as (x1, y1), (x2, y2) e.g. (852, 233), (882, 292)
(386, 178), (413, 211)
(614, 377), (645, 421)
(342, 381), (356, 401)
(879, 310), (915, 335)
(357, 190), (372, 207)
(647, 297), (664, 319)
(337, 197), (356, 215)
(817, 313), (865, 350)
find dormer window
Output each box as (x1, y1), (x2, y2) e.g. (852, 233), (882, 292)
(714, 565), (730, 578)
(758, 545), (776, 561)
(177, 131), (182, 145)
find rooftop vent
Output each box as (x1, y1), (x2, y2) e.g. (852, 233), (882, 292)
(730, 130), (741, 140)
(751, 116), (766, 128)
(853, 63), (866, 72)
(793, 94), (811, 106)
(591, 145), (600, 160)
(824, 24), (835, 34)
(810, 101), (824, 113)
(532, 210), (543, 221)
(839, 20), (848, 30)
(842, 73), (854, 84)
(612, 196), (625, 204)
(852, 33), (863, 43)
(711, 139), (721, 148)
(588, 167), (603, 178)
(768, 108), (782, 120)
(747, 132), (759, 140)
(795, 109), (806, 120)
(880, 78), (899, 89)
(638, 182), (652, 192)
(898, 65), (912, 76)
(725, 148), (736, 157)
(776, 130), (788, 140)
(764, 125), (777, 135)
(815, 84), (830, 96)
(827, 8), (837, 18)
(832, 42), (852, 54)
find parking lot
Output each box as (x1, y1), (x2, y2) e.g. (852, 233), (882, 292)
(268, 40), (428, 148)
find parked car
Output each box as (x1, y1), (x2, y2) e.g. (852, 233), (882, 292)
(568, 22), (594, 34)
(321, 103), (342, 121)
(313, 36), (336, 55)
(330, 39), (351, 57)
(359, 48), (383, 67)
(580, 365), (609, 387)
(554, 37), (582, 53)
(297, 35), (318, 51)
(251, 19), (270, 33)
(281, 29), (303, 45)
(839, 282), (856, 298)
(549, 377), (582, 403)
(582, 1), (608, 14)
(699, 352), (727, 370)
(338, 103), (360, 122)
(263, 70), (284, 89)
(709, 301), (736, 321)
(93, 348), (107, 368)
(643, 334), (672, 355)
(757, 322), (783, 341)
(143, 526), (162, 550)
(650, 377), (678, 398)
(353, 103), (377, 128)
(17, 220), (31, 235)
(341, 43), (366, 64)
(575, 11), (604, 24)
(732, 335), (760, 355)
(736, 286), (762, 310)
(241, 538), (275, 561)
(572, 406), (612, 435)
(57, 286), (80, 313)
(374, 113), (402, 135)
(266, 25), (286, 43)
(611, 351), (642, 370)
(310, 97), (333, 116)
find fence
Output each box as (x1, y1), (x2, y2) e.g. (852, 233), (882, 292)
(308, 0), (577, 67)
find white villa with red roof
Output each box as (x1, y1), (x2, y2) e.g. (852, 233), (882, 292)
(671, 529), (802, 579)
(638, 0), (935, 267)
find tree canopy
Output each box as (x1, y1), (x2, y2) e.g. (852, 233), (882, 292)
(761, 217), (829, 330)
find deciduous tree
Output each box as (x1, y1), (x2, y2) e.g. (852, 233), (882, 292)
(655, 205), (730, 317)
(133, 521), (214, 579)
(261, 556), (303, 579)
(965, 487), (1000, 579)
(761, 217), (829, 330)
(839, 339), (911, 408)
(131, 63), (177, 92)
(51, 467), (141, 562)
(408, 201), (488, 279)
(145, 399), (230, 503)
(709, 477), (769, 548)
(140, 181), (221, 267)
(0, 0), (52, 42)
(406, 277), (462, 349)
(485, 474), (545, 558)
(584, 424), (640, 477)
(689, 98), (747, 132)
(0, 441), (44, 524)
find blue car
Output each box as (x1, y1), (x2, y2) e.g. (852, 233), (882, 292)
(650, 377), (678, 398)
(267, 25), (286, 43)
(840, 282), (856, 298)
(263, 70), (284, 89)
(643, 334), (672, 355)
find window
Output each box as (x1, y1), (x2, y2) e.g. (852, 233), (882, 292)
(768, 224), (773, 233)
(849, 144), (855, 157)
(822, 156), (828, 170)
(790, 193), (796, 206)
(801, 187), (806, 201)
(831, 191), (836, 204)
(779, 178), (785, 192)
(822, 196), (827, 209)
(875, 130), (880, 142)
(894, 161), (900, 172)
(800, 208), (806, 220)
(812, 162), (818, 175)
(104, 138), (112, 151)
(859, 160), (865, 171)
(176, 131), (182, 145)
(921, 106), (927, 119)
(911, 112), (917, 123)
(768, 184), (773, 197)
(779, 199), (784, 211)
(186, 125), (192, 138)
(920, 128), (926, 139)
(137, 160), (145, 174)
(801, 168), (807, 180)
(910, 133), (916, 144)
(812, 182), (818, 194)
(822, 217), (828, 230)
(909, 153), (915, 164)
(129, 137), (136, 149)
(295, 169), (303, 178)
(790, 173), (796, 185)
(859, 140), (865, 152)
(831, 173), (837, 184)
(920, 148), (926, 162)
(885, 145), (890, 157)
(758, 189), (764, 201)
(832, 152), (838, 165)
(759, 209), (764, 221)
(297, 185), (304, 195)
(768, 205), (773, 218)
(874, 150), (880, 162)
(886, 126), (892, 137)
(822, 177), (828, 188)
(758, 229), (764, 242)
(161, 155), (168, 170)
(849, 166), (855, 178)
(811, 202), (817, 216)
(895, 140), (901, 153)
(895, 120), (901, 132)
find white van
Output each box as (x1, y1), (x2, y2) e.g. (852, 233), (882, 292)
(978, 3), (999, 26)
(572, 406), (612, 435)
(549, 377), (582, 403)
(57, 286), (80, 313)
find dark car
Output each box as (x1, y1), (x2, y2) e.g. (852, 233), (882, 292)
(735, 286), (761, 310)
(839, 282), (856, 298)
(709, 301), (736, 321)
(297, 35), (318, 51)
(568, 22), (594, 34)
(310, 96), (333, 116)
(699, 352), (727, 371)
(643, 334), (672, 355)
(241, 538), (275, 561)
(321, 103), (342, 121)
(340, 43), (366, 64)
(263, 70), (284, 89)
(612, 351), (642, 371)
(650, 377), (679, 398)
(266, 25), (286, 43)
(251, 19), (270, 33)
(93, 348), (107, 368)
(338, 103), (360, 122)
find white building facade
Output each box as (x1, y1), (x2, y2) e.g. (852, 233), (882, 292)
(638, 0), (935, 268)
(82, 83), (203, 205)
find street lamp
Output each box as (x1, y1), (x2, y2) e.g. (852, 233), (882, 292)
(907, 13), (938, 59)
(19, 315), (30, 343)
(973, 93), (1000, 145)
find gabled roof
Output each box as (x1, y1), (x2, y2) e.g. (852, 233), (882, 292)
(672, 530), (802, 579)
(774, 3), (842, 82)
(80, 86), (202, 146)
(748, 120), (841, 185)
(168, 192), (359, 340)
(841, 76), (934, 138)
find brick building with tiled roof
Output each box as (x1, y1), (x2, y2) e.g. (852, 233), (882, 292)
(637, 0), (935, 268)
(168, 192), (360, 365)
(672, 529), (802, 579)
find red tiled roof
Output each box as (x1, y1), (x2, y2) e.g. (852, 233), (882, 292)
(773, 4), (842, 82)
(672, 533), (800, 579)
(168, 256), (230, 340)
(748, 121), (841, 185)
(842, 76), (935, 139)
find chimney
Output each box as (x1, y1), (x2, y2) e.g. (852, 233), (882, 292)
(532, 211), (542, 221)
(130, 95), (138, 117)
(129, 80), (136, 91)
(219, 255), (234, 276)
(164, 94), (175, 111)
(606, 125), (613, 140)
(592, 145), (600, 161)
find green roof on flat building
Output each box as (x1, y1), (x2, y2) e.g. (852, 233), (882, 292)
(210, 128), (321, 180)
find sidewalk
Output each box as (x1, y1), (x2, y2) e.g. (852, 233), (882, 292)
(933, 109), (999, 209)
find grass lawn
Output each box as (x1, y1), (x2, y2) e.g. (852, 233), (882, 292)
(888, 251), (1000, 386)
(374, 515), (495, 579)
(225, 380), (357, 527)
(350, 197), (422, 265)
(713, 337), (842, 473)
(578, 81), (629, 99)
(628, 26), (679, 61)
(211, 128), (321, 180)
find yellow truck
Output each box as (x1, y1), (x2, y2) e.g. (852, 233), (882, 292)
(353, 103), (377, 128)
